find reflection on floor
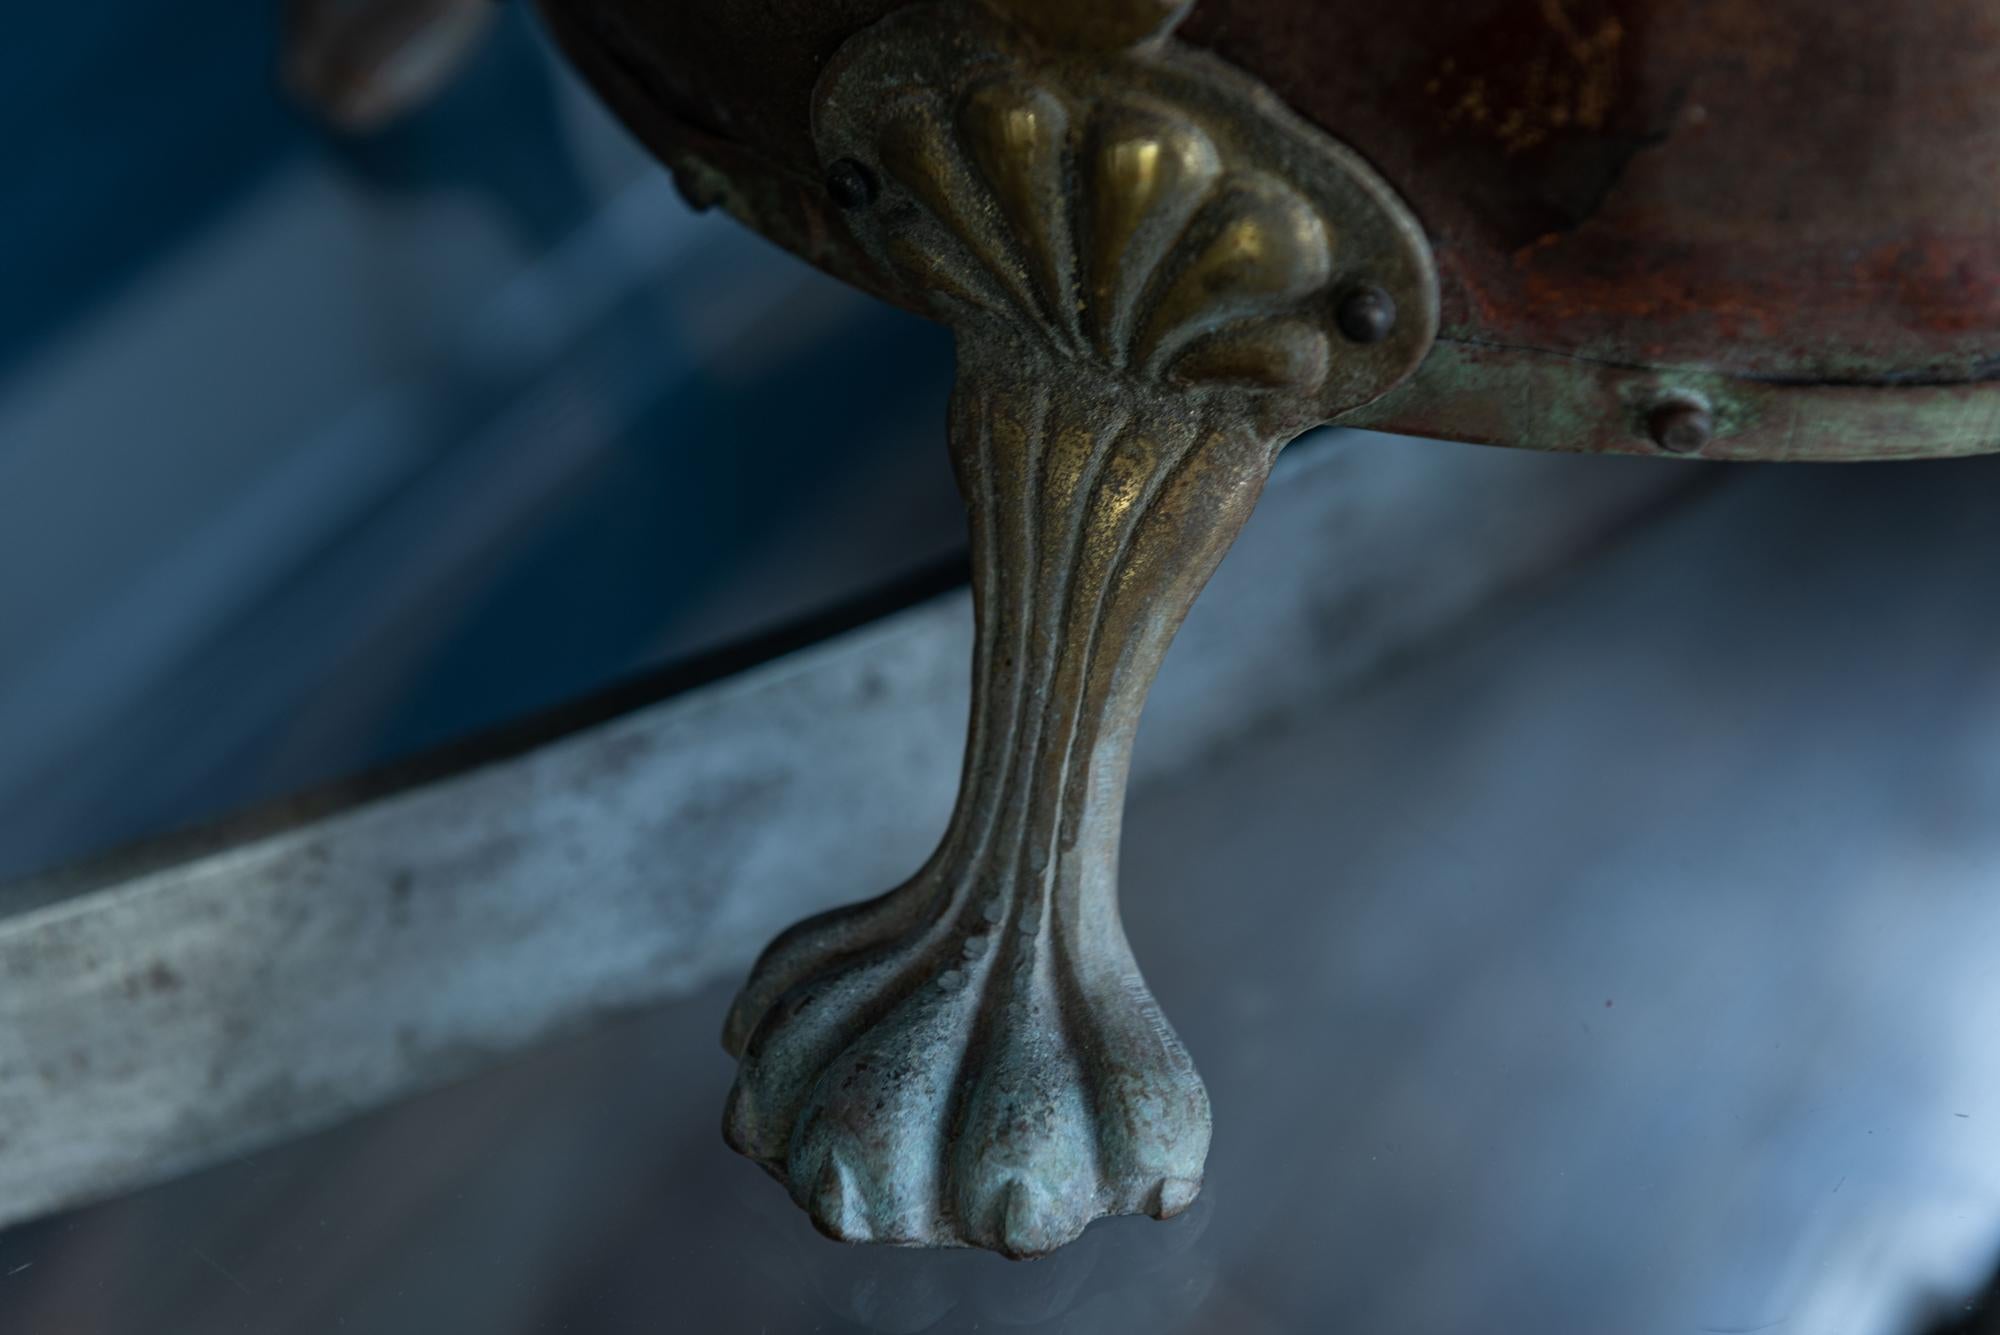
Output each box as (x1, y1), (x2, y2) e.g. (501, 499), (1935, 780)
(4, 456), (2000, 1333)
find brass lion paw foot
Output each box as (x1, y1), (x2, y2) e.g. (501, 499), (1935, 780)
(717, 0), (1435, 1255)
(722, 850), (1208, 1257)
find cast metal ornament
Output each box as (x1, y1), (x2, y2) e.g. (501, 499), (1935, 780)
(721, 0), (1438, 1256)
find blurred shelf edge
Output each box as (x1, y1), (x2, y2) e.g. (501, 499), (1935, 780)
(0, 427), (1707, 1233)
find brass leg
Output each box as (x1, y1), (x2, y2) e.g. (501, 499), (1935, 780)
(724, 333), (1281, 1254)
(717, 0), (1436, 1255)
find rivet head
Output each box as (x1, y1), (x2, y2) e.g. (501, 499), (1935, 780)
(825, 158), (878, 210)
(669, 167), (714, 214)
(1336, 285), (1397, 344)
(1647, 400), (1714, 454)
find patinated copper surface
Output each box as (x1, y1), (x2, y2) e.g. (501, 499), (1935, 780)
(1183, 1), (2000, 385)
(539, 0), (2000, 459)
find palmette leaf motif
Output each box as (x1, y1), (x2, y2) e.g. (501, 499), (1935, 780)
(873, 77), (1338, 395)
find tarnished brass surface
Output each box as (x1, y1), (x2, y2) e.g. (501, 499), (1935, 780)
(715, 0), (1435, 1255)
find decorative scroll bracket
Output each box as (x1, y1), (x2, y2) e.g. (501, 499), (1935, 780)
(720, 0), (1437, 1256)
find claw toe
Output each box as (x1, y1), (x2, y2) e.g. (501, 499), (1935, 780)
(809, 1154), (869, 1243)
(1147, 1175), (1201, 1219)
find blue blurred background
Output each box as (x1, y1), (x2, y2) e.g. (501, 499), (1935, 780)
(0, 3), (963, 882)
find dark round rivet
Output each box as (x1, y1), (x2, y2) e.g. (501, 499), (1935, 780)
(825, 158), (878, 210)
(1647, 400), (1714, 454)
(1336, 284), (1397, 344)
(669, 167), (713, 214)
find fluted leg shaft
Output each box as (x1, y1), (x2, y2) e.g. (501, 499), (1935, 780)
(721, 334), (1280, 1256)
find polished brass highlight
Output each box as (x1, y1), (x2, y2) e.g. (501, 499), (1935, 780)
(720, 0), (1438, 1256)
